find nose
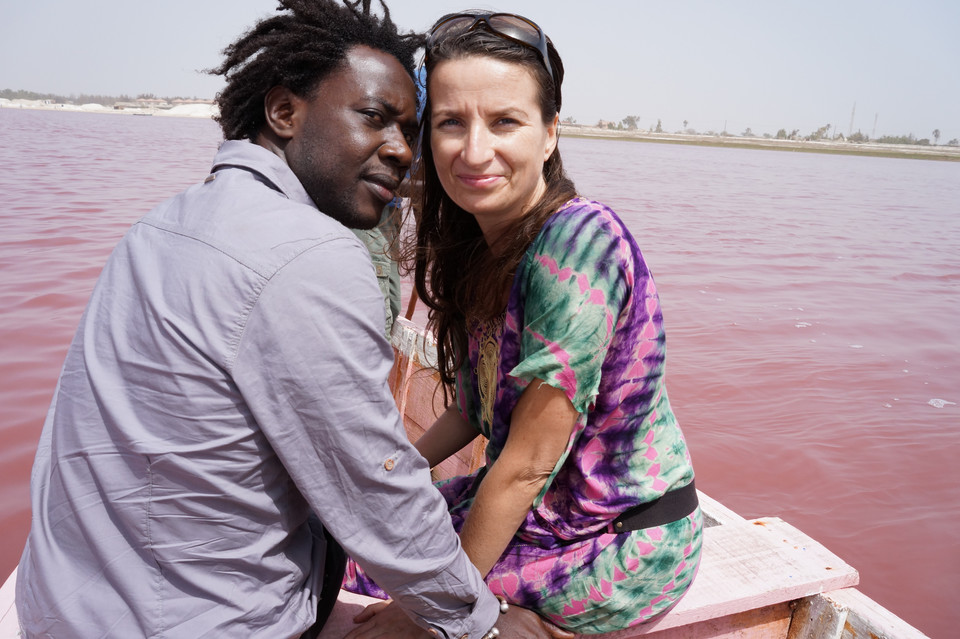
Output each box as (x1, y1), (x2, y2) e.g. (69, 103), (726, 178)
(380, 124), (414, 170)
(461, 123), (495, 167)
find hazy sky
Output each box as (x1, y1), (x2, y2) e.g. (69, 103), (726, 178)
(2, 0), (958, 141)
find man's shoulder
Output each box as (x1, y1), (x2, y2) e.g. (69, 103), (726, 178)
(141, 159), (361, 280)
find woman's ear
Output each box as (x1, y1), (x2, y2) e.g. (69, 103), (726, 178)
(544, 113), (560, 161)
(263, 86), (300, 140)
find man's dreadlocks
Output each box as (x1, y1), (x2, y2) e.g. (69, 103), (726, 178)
(209, 0), (424, 141)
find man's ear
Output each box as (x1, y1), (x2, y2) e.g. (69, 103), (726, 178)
(263, 86), (300, 140)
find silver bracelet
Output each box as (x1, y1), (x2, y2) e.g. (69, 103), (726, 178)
(481, 597), (509, 639)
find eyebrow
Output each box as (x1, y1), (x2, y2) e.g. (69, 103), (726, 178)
(370, 96), (411, 118)
(431, 106), (533, 120)
(492, 107), (532, 119)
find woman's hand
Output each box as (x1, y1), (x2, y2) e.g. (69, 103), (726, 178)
(342, 600), (433, 639)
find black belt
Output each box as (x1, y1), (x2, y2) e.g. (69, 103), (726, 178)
(300, 526), (346, 639)
(606, 479), (699, 533)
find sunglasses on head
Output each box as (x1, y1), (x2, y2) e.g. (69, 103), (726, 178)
(427, 12), (558, 103)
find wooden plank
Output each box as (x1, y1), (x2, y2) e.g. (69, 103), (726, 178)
(786, 592), (847, 639)
(641, 602), (793, 639)
(391, 317), (438, 369)
(786, 588), (931, 639)
(697, 490), (746, 527)
(0, 566), (20, 638)
(317, 592), (793, 639)
(828, 588), (931, 639)
(575, 517), (858, 638)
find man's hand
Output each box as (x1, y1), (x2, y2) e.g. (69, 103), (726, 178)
(339, 598), (577, 638)
(499, 604), (576, 639)
(342, 600), (433, 639)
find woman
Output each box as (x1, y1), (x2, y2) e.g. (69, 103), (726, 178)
(344, 11), (702, 635)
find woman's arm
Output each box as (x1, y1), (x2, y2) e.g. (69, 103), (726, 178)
(415, 405), (480, 468)
(459, 378), (579, 577)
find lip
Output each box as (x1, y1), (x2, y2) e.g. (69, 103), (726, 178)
(362, 173), (401, 203)
(457, 173), (502, 189)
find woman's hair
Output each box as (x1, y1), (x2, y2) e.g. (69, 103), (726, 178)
(411, 21), (578, 390)
(208, 0), (424, 141)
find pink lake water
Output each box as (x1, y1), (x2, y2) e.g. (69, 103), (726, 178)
(1, 108), (958, 637)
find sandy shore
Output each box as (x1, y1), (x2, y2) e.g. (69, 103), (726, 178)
(5, 98), (957, 162)
(561, 124), (960, 162)
(0, 98), (216, 119)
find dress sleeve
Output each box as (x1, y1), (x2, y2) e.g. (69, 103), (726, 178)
(231, 237), (498, 639)
(508, 203), (632, 414)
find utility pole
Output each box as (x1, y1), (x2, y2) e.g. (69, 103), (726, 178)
(848, 102), (856, 137)
(872, 114), (878, 139)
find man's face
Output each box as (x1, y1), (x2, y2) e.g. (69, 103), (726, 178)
(285, 45), (418, 229)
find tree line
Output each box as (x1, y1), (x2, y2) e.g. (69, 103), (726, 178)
(562, 115), (958, 147)
(1, 88), (205, 106)
(8, 89), (955, 148)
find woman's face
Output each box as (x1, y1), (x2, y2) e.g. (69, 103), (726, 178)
(429, 55), (558, 242)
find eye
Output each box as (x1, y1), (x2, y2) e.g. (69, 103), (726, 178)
(496, 117), (520, 128)
(435, 117), (462, 128)
(361, 109), (385, 124)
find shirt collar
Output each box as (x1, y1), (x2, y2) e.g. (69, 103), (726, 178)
(211, 139), (316, 209)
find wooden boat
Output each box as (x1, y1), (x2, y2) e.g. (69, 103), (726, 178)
(380, 318), (931, 639)
(0, 317), (931, 638)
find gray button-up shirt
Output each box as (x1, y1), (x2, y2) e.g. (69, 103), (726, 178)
(16, 140), (496, 638)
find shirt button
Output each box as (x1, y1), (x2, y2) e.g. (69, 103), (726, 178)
(384, 458), (395, 471)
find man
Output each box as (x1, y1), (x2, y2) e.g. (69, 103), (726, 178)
(15, 1), (499, 637)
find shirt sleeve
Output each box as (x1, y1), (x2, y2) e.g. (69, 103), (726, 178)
(231, 236), (497, 638)
(508, 205), (632, 414)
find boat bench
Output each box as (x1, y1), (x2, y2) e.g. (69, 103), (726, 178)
(577, 503), (858, 638)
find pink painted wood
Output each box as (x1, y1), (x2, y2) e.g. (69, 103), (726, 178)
(0, 567), (18, 638)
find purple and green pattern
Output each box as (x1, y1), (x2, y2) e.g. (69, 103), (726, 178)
(343, 198), (701, 633)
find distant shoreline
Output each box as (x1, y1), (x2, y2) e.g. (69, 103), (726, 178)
(561, 125), (960, 162)
(5, 99), (957, 162)
(0, 98), (215, 119)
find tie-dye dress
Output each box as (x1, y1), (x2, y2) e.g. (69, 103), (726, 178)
(343, 197), (701, 634)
